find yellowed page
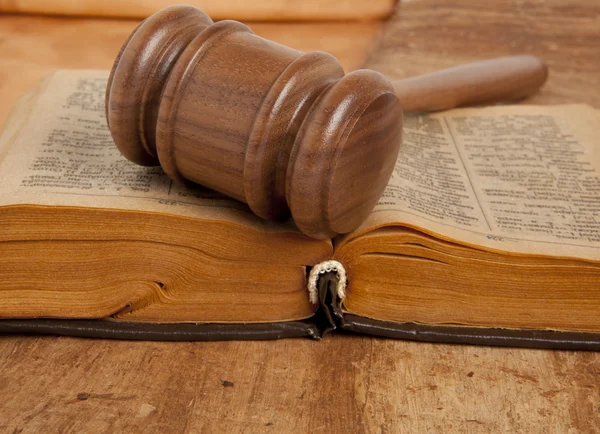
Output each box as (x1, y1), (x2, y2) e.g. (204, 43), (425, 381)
(0, 70), (297, 235)
(345, 105), (600, 261)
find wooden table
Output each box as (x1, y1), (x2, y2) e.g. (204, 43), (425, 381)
(1, 1), (599, 432)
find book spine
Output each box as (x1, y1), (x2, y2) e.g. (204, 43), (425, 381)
(308, 260), (347, 305)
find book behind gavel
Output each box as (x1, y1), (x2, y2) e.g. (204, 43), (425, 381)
(1, 70), (600, 348)
(0, 0), (398, 20)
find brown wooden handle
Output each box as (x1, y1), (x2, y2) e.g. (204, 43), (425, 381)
(392, 55), (548, 112)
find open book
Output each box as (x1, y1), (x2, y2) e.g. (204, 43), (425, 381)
(1, 70), (599, 349)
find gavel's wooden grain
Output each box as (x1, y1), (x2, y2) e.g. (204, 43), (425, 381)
(106, 6), (546, 239)
(107, 6), (404, 239)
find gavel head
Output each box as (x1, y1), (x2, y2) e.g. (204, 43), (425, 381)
(106, 5), (403, 239)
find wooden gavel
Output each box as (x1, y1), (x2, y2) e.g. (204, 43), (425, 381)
(106, 5), (547, 239)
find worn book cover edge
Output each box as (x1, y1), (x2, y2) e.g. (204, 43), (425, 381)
(1, 269), (600, 350)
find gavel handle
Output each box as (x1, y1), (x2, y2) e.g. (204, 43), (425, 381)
(392, 55), (548, 112)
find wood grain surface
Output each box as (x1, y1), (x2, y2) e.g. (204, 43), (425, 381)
(365, 0), (600, 108)
(1, 0), (600, 432)
(1, 336), (598, 432)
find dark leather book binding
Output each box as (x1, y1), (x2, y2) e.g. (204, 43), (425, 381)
(2, 271), (600, 350)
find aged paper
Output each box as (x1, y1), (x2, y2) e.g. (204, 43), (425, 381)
(3, 70), (599, 257)
(352, 105), (600, 261)
(0, 70), (295, 233)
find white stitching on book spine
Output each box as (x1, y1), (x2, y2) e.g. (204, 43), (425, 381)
(307, 260), (347, 305)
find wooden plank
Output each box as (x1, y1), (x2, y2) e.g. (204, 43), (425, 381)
(1, 1), (600, 432)
(0, 336), (598, 432)
(364, 0), (600, 107)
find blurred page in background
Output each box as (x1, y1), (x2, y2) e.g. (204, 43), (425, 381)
(0, 0), (398, 21)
